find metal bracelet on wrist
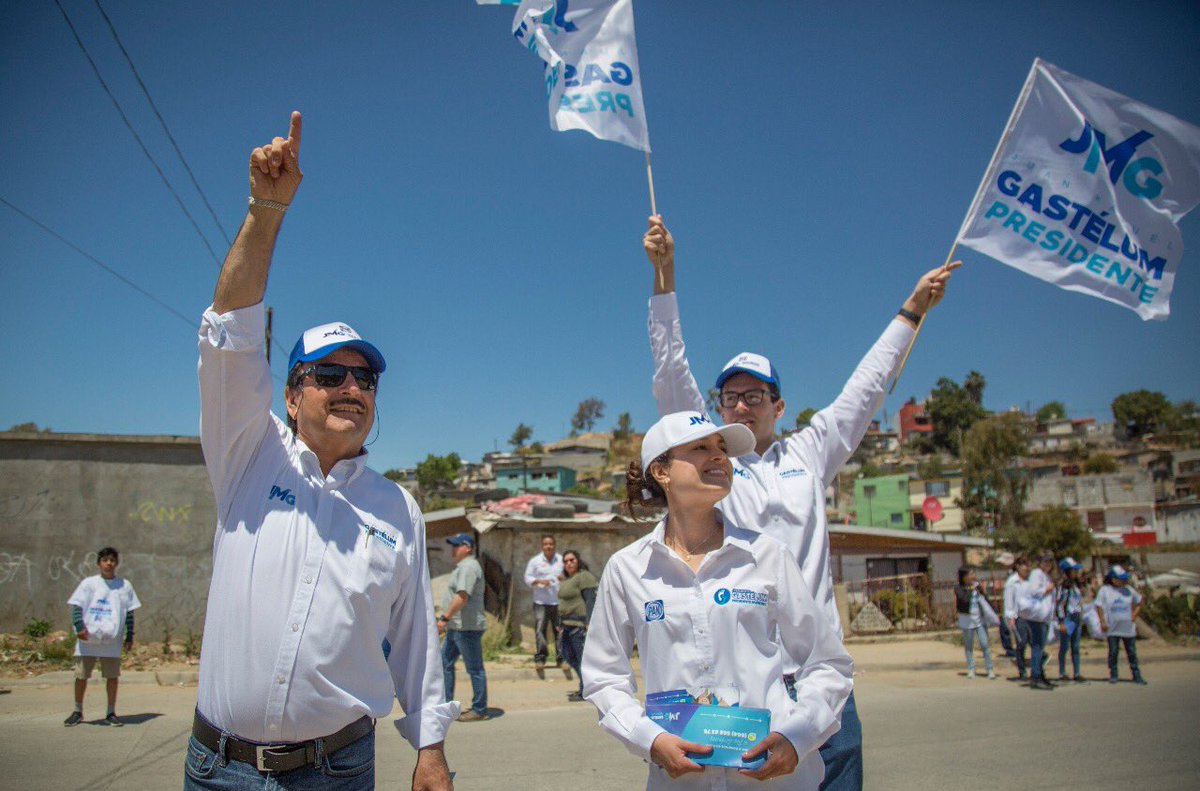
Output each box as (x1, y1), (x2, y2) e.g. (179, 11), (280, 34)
(248, 196), (289, 213)
(898, 307), (922, 323)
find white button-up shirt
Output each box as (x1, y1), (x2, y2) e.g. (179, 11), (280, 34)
(524, 552), (564, 605)
(582, 517), (853, 790)
(649, 293), (914, 650)
(197, 303), (458, 746)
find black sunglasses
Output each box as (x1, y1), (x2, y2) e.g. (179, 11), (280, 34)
(298, 363), (378, 391)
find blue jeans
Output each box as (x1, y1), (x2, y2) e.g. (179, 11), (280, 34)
(182, 729), (374, 789)
(1058, 614), (1082, 677)
(998, 618), (1017, 658)
(962, 626), (993, 674)
(1019, 618), (1048, 680)
(442, 629), (487, 716)
(785, 677), (862, 790)
(559, 625), (587, 695)
(1107, 636), (1142, 680)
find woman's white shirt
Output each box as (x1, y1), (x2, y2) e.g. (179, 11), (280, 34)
(582, 515), (853, 789)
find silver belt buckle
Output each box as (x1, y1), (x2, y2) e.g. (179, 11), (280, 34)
(256, 744), (288, 772)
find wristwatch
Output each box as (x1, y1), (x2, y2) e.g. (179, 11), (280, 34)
(898, 307), (922, 323)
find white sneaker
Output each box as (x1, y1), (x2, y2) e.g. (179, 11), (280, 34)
(987, 671), (997, 680)
(966, 670), (976, 679)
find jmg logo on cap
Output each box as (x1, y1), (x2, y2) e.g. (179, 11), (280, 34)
(644, 600), (665, 622)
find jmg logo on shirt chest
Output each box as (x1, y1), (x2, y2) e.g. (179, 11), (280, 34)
(267, 484), (296, 506)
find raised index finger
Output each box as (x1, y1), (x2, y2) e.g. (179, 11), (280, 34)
(287, 111), (302, 155)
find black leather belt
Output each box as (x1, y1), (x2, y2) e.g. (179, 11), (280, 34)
(192, 711), (374, 773)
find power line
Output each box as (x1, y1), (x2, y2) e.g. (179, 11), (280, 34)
(91, 0), (232, 247)
(1, 195), (195, 328)
(53, 0), (223, 267)
(2, 195), (286, 384)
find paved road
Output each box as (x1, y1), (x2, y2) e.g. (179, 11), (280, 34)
(1, 646), (1196, 789)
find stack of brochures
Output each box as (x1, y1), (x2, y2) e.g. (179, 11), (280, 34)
(645, 686), (771, 770)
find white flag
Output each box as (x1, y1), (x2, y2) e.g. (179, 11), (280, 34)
(511, 0), (650, 151)
(957, 58), (1200, 320)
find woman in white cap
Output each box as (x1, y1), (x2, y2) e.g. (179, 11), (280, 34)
(581, 411), (853, 789)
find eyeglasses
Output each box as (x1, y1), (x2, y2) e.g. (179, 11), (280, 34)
(298, 363), (378, 391)
(719, 388), (771, 408)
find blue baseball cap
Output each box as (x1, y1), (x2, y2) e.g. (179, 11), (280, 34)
(1059, 557), (1083, 571)
(715, 352), (780, 393)
(446, 532), (475, 547)
(287, 321), (386, 375)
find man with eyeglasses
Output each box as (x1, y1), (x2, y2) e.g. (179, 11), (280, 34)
(191, 112), (457, 790)
(641, 215), (957, 790)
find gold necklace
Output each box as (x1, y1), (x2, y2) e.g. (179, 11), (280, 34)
(668, 532), (721, 561)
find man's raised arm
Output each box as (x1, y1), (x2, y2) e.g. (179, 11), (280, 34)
(644, 216), (706, 416)
(213, 111), (303, 314)
(795, 261), (961, 486)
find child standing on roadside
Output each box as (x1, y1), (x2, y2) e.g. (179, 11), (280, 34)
(64, 547), (140, 726)
(1055, 558), (1085, 682)
(1093, 565), (1146, 685)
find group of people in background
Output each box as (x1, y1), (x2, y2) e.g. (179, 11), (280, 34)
(956, 555), (1147, 689)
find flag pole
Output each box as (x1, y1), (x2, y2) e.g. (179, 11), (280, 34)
(646, 150), (665, 290)
(887, 59), (1042, 395)
(887, 244), (958, 394)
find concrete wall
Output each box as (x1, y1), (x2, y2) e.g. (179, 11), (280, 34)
(477, 520), (647, 647)
(0, 433), (216, 638)
(1157, 506), (1200, 545)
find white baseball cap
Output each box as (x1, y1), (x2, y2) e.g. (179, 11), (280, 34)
(640, 411), (756, 471)
(288, 321), (386, 374)
(715, 351), (780, 392)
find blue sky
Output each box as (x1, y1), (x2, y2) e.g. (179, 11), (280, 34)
(1, 1), (1198, 470)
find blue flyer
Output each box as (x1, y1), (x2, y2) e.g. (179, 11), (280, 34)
(647, 699), (771, 770)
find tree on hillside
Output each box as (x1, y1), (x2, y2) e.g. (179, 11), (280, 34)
(958, 413), (1029, 533)
(1112, 390), (1172, 437)
(794, 407), (817, 431)
(570, 398), (606, 436)
(996, 505), (1092, 561)
(416, 452), (462, 493)
(1164, 399), (1200, 445)
(927, 374), (988, 455)
(1035, 401), (1067, 422)
(963, 370), (986, 406)
(916, 455), (945, 481)
(5, 422), (51, 433)
(509, 423), (533, 450)
(612, 412), (635, 441)
(1082, 452), (1119, 474)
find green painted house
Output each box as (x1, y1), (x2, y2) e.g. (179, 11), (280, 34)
(853, 473), (911, 529)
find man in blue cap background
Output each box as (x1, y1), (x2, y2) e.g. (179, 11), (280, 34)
(437, 533), (489, 722)
(641, 215), (959, 790)
(192, 112), (456, 790)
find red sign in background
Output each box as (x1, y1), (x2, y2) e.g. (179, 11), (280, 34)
(922, 496), (944, 523)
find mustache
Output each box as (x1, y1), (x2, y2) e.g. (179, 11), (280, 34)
(329, 397), (366, 410)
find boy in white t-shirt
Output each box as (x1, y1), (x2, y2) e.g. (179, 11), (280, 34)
(64, 547), (141, 726)
(1094, 565), (1146, 685)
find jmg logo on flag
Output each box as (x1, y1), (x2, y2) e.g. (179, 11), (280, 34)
(1059, 123), (1164, 200)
